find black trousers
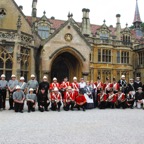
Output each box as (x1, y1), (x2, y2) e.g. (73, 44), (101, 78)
(27, 101), (35, 111)
(76, 103), (87, 110)
(9, 91), (15, 109)
(92, 90), (97, 108)
(64, 101), (75, 111)
(107, 102), (115, 108)
(39, 100), (50, 111)
(116, 101), (127, 109)
(98, 101), (107, 109)
(14, 102), (23, 112)
(0, 89), (6, 109)
(51, 101), (61, 111)
(127, 100), (135, 108)
(0, 96), (2, 109)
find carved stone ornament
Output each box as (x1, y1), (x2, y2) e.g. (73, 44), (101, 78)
(64, 33), (73, 42)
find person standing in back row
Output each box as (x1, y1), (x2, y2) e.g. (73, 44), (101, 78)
(27, 74), (39, 94)
(0, 74), (8, 110)
(8, 75), (18, 110)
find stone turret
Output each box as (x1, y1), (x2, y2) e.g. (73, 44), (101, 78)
(81, 8), (91, 37)
(115, 14), (121, 40)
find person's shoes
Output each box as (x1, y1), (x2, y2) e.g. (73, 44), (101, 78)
(83, 108), (86, 111)
(28, 110), (30, 113)
(9, 108), (12, 110)
(32, 108), (35, 112)
(71, 108), (74, 111)
(19, 111), (23, 113)
(77, 107), (80, 110)
(45, 109), (49, 111)
(3, 108), (5, 110)
(57, 108), (60, 112)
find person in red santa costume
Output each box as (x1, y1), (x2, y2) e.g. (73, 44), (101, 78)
(112, 77), (120, 94)
(63, 86), (75, 111)
(71, 77), (79, 98)
(75, 88), (87, 111)
(49, 77), (60, 91)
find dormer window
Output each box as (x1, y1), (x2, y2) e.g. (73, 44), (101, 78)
(122, 35), (131, 43)
(0, 8), (6, 19)
(38, 24), (50, 39)
(100, 33), (109, 40)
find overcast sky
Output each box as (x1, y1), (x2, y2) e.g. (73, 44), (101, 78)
(15, 0), (144, 28)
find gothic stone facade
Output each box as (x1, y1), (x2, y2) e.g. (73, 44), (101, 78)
(0, 0), (143, 83)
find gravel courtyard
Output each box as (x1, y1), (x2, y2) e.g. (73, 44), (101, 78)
(0, 103), (144, 144)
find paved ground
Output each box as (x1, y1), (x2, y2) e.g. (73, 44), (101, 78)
(0, 102), (144, 144)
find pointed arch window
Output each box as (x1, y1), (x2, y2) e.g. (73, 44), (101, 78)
(0, 47), (13, 80)
(6, 59), (12, 69)
(0, 59), (4, 68)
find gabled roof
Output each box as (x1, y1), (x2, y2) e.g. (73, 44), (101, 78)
(43, 18), (91, 48)
(26, 16), (116, 36)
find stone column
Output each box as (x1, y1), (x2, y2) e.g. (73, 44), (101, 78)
(82, 72), (89, 81)
(12, 15), (22, 79)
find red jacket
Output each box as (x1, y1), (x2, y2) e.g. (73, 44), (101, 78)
(97, 93), (108, 102)
(49, 82), (60, 90)
(64, 91), (75, 102)
(95, 81), (103, 90)
(107, 93), (117, 103)
(60, 81), (71, 90)
(103, 83), (113, 91)
(75, 94), (86, 105)
(116, 93), (125, 102)
(113, 83), (120, 91)
(50, 92), (61, 101)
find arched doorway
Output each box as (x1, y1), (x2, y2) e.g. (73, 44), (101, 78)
(51, 52), (82, 82)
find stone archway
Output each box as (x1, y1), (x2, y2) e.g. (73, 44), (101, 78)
(50, 52), (82, 82)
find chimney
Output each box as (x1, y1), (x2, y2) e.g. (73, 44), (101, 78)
(116, 14), (121, 40)
(32, 0), (37, 23)
(81, 8), (91, 37)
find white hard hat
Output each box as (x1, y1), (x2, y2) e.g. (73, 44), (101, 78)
(11, 74), (16, 77)
(20, 77), (25, 80)
(53, 77), (57, 81)
(31, 74), (35, 78)
(29, 88), (34, 91)
(121, 75), (125, 78)
(43, 76), (47, 79)
(16, 85), (21, 89)
(129, 78), (133, 81)
(1, 74), (5, 78)
(73, 77), (77, 80)
(53, 87), (58, 91)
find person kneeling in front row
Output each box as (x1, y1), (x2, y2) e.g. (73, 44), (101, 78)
(75, 88), (87, 111)
(50, 87), (62, 112)
(38, 88), (50, 112)
(13, 85), (25, 113)
(26, 88), (37, 113)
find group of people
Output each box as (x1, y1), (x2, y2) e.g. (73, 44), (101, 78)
(0, 74), (144, 113)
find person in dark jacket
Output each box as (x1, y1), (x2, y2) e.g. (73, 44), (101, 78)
(134, 77), (142, 91)
(38, 88), (50, 112)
